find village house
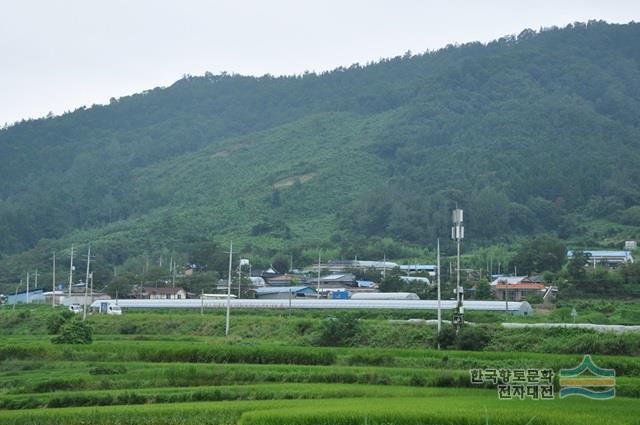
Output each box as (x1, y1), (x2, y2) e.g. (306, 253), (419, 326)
(138, 286), (187, 300)
(490, 276), (548, 302)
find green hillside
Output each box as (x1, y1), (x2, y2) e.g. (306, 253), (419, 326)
(1, 21), (640, 278)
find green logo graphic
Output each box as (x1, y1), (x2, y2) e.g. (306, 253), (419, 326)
(559, 355), (615, 399)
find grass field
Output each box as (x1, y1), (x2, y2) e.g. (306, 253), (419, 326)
(1, 305), (639, 424)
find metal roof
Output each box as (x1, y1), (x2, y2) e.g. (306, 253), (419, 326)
(494, 283), (545, 290)
(567, 250), (633, 258)
(254, 286), (315, 295)
(399, 264), (437, 271)
(321, 274), (354, 281)
(355, 260), (399, 269)
(94, 299), (532, 313)
(399, 276), (430, 284)
(351, 292), (420, 300)
(490, 276), (528, 286)
(142, 287), (185, 295)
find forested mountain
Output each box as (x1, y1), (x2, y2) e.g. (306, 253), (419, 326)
(1, 21), (640, 277)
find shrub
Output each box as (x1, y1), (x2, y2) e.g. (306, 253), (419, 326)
(47, 310), (74, 335)
(456, 326), (492, 351)
(525, 293), (544, 305)
(89, 365), (127, 375)
(314, 314), (361, 347)
(433, 325), (457, 349)
(119, 323), (139, 335)
(52, 318), (93, 344)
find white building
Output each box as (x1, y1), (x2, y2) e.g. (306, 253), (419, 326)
(567, 250), (634, 267)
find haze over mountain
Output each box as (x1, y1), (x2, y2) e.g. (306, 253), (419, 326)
(1, 21), (640, 276)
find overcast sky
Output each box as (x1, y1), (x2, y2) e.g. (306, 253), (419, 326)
(2, 0), (639, 125)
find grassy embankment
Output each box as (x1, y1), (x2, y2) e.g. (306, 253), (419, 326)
(1, 304), (639, 424)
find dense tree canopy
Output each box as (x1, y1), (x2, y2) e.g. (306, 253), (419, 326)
(1, 21), (640, 278)
(511, 235), (567, 275)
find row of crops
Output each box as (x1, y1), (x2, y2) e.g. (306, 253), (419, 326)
(2, 338), (640, 373)
(1, 306), (639, 424)
(2, 392), (640, 424)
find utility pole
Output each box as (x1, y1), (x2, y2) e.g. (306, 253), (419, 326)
(451, 208), (464, 333)
(383, 253), (387, 279)
(437, 238), (442, 347)
(225, 241), (234, 336)
(51, 252), (56, 308)
(13, 280), (22, 310)
(172, 263), (177, 288)
(316, 250), (321, 298)
(26, 272), (30, 304)
(505, 285), (509, 317)
(490, 256), (493, 281)
(68, 245), (74, 300)
(237, 260), (242, 298)
(82, 245), (92, 321)
(34, 270), (38, 289)
(169, 256), (175, 287)
(170, 256), (177, 288)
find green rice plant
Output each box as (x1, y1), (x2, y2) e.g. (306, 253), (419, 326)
(3, 394), (640, 425)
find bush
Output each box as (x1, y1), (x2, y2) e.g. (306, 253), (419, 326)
(138, 344), (336, 365)
(314, 314), (361, 347)
(525, 292), (544, 305)
(89, 365), (127, 375)
(433, 325), (457, 349)
(456, 326), (492, 351)
(47, 310), (74, 335)
(52, 318), (93, 344)
(119, 323), (139, 335)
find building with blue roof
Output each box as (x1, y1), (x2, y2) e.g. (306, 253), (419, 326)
(253, 286), (317, 299)
(567, 250), (634, 267)
(6, 289), (45, 305)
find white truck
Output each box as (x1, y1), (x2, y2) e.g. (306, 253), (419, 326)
(92, 300), (123, 315)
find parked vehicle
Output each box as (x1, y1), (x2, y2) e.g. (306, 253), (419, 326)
(68, 304), (82, 314)
(95, 300), (122, 315)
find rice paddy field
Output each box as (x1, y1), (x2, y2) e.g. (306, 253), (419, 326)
(1, 305), (639, 424)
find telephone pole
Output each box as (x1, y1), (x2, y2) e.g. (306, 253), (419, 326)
(13, 280), (22, 311)
(451, 208), (464, 333)
(225, 242), (235, 336)
(316, 250), (322, 298)
(68, 245), (74, 299)
(82, 245), (93, 321)
(172, 262), (177, 288)
(383, 253), (387, 279)
(437, 238), (442, 347)
(26, 272), (30, 304)
(34, 270), (38, 289)
(237, 261), (242, 298)
(51, 252), (56, 307)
